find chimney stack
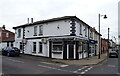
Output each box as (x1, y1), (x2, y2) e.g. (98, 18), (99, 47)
(27, 18), (29, 24)
(2, 25), (5, 30)
(31, 18), (33, 23)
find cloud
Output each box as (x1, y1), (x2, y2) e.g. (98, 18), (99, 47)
(0, 0), (119, 42)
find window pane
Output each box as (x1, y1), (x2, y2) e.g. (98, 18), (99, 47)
(18, 29), (21, 38)
(6, 33), (9, 37)
(39, 25), (43, 35)
(39, 42), (42, 53)
(34, 26), (37, 35)
(53, 45), (62, 51)
(33, 42), (36, 52)
(52, 42), (62, 51)
(80, 24), (82, 34)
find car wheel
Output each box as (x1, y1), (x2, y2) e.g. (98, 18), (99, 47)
(7, 53), (10, 57)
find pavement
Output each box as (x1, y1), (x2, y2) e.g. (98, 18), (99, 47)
(21, 53), (108, 66)
(52, 53), (108, 66)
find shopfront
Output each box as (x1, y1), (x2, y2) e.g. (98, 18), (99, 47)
(88, 39), (98, 56)
(48, 37), (88, 60)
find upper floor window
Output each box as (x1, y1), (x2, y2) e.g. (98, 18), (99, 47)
(90, 31), (93, 38)
(17, 29), (21, 38)
(0, 32), (1, 37)
(39, 25), (43, 35)
(79, 24), (82, 35)
(6, 33), (9, 37)
(34, 26), (37, 36)
(85, 26), (87, 37)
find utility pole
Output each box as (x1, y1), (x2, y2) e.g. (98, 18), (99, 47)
(98, 14), (107, 59)
(107, 28), (110, 58)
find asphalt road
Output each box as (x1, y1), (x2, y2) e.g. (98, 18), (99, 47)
(86, 58), (119, 74)
(1, 54), (119, 76)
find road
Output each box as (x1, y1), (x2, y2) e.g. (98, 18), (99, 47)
(1, 55), (119, 76)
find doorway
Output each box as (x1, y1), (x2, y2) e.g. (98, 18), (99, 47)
(68, 44), (74, 59)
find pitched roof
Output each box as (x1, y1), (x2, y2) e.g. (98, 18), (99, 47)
(13, 16), (77, 29)
(13, 16), (101, 36)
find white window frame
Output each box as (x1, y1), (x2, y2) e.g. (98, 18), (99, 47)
(17, 29), (21, 38)
(34, 26), (37, 36)
(39, 25), (43, 36)
(79, 24), (82, 35)
(6, 33), (9, 37)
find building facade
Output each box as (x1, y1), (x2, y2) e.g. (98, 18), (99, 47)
(0, 25), (15, 49)
(101, 38), (108, 54)
(13, 16), (101, 60)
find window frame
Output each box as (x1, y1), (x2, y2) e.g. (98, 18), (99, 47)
(85, 26), (87, 37)
(6, 33), (9, 37)
(39, 25), (43, 36)
(33, 42), (36, 53)
(79, 24), (82, 35)
(39, 42), (43, 53)
(34, 26), (37, 36)
(17, 29), (21, 38)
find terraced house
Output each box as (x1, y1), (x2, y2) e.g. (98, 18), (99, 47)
(13, 16), (101, 60)
(0, 25), (15, 49)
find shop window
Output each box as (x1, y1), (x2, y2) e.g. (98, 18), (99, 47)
(52, 42), (62, 51)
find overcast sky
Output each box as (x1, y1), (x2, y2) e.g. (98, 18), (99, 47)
(0, 0), (119, 43)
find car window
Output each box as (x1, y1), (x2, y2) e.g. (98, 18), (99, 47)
(13, 47), (19, 50)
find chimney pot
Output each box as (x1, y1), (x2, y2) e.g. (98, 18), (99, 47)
(31, 18), (33, 23)
(27, 18), (29, 24)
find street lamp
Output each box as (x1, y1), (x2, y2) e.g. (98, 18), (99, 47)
(98, 14), (107, 59)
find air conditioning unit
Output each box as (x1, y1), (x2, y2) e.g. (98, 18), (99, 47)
(41, 38), (47, 44)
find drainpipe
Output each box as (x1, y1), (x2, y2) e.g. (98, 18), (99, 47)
(87, 26), (90, 58)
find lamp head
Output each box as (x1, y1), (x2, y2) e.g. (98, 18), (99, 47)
(104, 15), (107, 19)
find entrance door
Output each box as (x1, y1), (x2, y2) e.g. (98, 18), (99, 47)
(68, 44), (74, 59)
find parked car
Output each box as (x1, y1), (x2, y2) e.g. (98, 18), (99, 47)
(109, 51), (118, 58)
(2, 47), (20, 56)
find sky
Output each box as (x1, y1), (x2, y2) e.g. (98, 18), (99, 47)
(0, 0), (119, 43)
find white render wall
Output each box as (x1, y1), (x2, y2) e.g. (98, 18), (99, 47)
(25, 20), (71, 38)
(52, 52), (63, 59)
(15, 28), (23, 42)
(75, 22), (88, 38)
(24, 39), (49, 57)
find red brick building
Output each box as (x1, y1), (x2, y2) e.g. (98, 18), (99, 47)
(101, 38), (108, 54)
(0, 25), (15, 49)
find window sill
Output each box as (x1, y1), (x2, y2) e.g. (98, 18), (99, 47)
(80, 34), (82, 35)
(52, 51), (62, 54)
(38, 52), (42, 53)
(39, 34), (43, 36)
(32, 52), (36, 53)
(33, 35), (37, 36)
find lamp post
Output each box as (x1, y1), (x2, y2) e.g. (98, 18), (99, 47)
(98, 14), (107, 59)
(107, 28), (110, 58)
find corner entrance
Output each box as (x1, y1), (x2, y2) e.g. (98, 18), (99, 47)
(68, 44), (74, 59)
